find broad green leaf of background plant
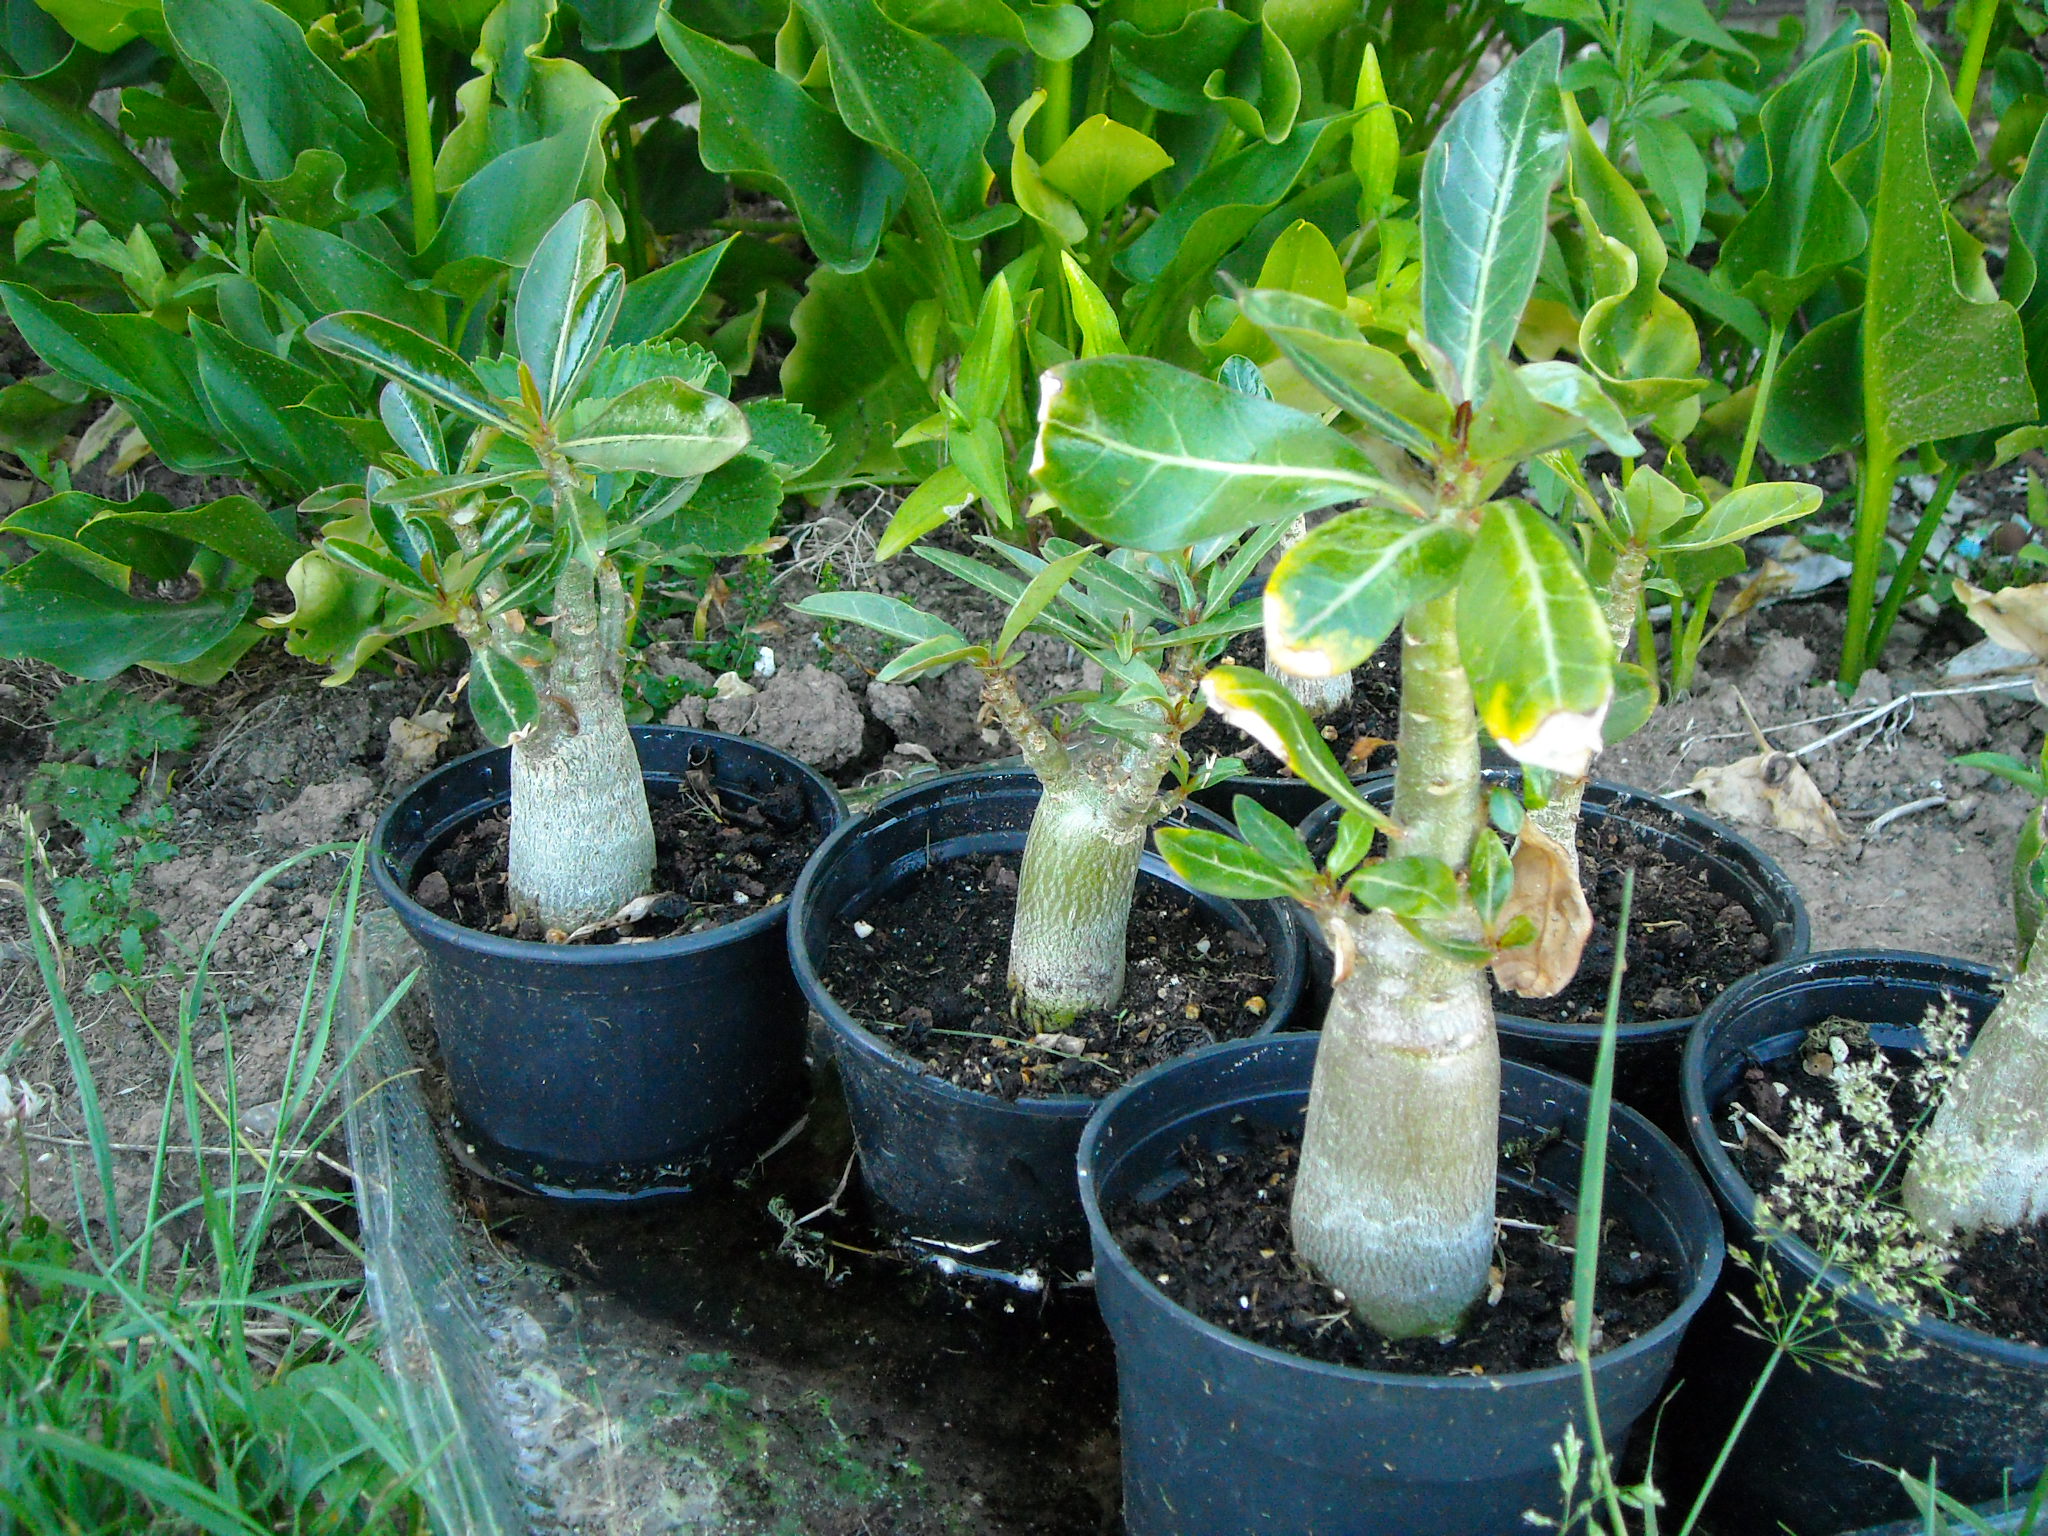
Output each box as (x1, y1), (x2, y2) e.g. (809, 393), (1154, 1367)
(1456, 499), (1613, 775)
(1631, 116), (1706, 256)
(0, 553), (247, 679)
(1858, 0), (2034, 463)
(795, 0), (1006, 241)
(26, 0), (162, 51)
(1210, 220), (1345, 364)
(658, 12), (901, 272)
(1419, 30), (1565, 405)
(1240, 287), (1451, 454)
(1033, 356), (1399, 549)
(253, 220), (446, 340)
(1715, 43), (1870, 324)
(563, 0), (659, 49)
(613, 235), (735, 344)
(1009, 92), (1089, 247)
(1761, 306), (1861, 461)
(1264, 506), (1470, 675)
(190, 318), (365, 493)
(0, 76), (170, 230)
(163, 0), (400, 225)
(1041, 114), (1174, 224)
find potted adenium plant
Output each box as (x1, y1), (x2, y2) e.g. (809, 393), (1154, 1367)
(284, 200), (845, 1199)
(785, 504), (1309, 1259)
(1036, 37), (1725, 1532)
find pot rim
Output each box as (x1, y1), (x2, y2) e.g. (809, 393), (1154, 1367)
(789, 763), (1305, 1121)
(1302, 773), (1812, 1047)
(1077, 1034), (1726, 1390)
(1681, 947), (2048, 1367)
(370, 724), (846, 968)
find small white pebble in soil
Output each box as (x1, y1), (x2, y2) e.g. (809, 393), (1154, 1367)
(753, 645), (777, 679)
(1238, 1295), (1251, 1310)
(1195, 937), (1212, 955)
(852, 920), (875, 939)
(733, 892), (751, 905)
(1158, 1274), (1172, 1285)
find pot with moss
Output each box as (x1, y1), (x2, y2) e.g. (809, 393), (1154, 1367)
(789, 524), (1310, 1261)
(283, 202), (843, 1196)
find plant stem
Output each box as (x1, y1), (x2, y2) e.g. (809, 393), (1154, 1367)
(1839, 441), (1902, 689)
(1954, 0), (2000, 130)
(603, 50), (648, 279)
(393, 0), (437, 255)
(1007, 774), (1151, 1025)
(1733, 320), (1786, 491)
(1865, 455), (1963, 669)
(1037, 55), (1073, 161)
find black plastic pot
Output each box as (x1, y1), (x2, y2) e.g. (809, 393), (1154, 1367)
(1298, 773), (1809, 1134)
(1678, 951), (2048, 1533)
(372, 726), (845, 1201)
(1077, 1035), (1725, 1535)
(786, 766), (1307, 1265)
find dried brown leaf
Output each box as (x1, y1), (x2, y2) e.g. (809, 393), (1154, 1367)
(1688, 751), (1847, 847)
(1491, 820), (1593, 999)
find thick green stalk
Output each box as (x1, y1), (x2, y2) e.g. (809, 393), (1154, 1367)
(1903, 931), (2048, 1234)
(1293, 592), (1496, 1337)
(1865, 456), (1963, 668)
(1733, 320), (1786, 492)
(603, 50), (649, 279)
(1037, 55), (1073, 161)
(393, 0), (437, 254)
(1954, 0), (2000, 128)
(1838, 442), (1902, 689)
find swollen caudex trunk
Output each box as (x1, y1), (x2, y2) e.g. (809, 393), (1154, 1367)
(1291, 591), (1498, 1336)
(1295, 910), (1499, 1337)
(506, 559), (656, 938)
(1275, 666), (1356, 719)
(1903, 947), (2048, 1236)
(1008, 775), (1148, 1027)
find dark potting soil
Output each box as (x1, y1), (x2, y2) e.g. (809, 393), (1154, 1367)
(1723, 1018), (2048, 1349)
(414, 776), (820, 942)
(1110, 1119), (1680, 1375)
(817, 852), (1278, 1101)
(1179, 631), (1401, 779)
(1495, 811), (1770, 1024)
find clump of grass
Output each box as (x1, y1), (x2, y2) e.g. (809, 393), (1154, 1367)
(0, 823), (429, 1534)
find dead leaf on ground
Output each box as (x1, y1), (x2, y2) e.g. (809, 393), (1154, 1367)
(385, 709), (453, 780)
(1688, 751), (1847, 847)
(1491, 820), (1593, 999)
(1955, 579), (2048, 660)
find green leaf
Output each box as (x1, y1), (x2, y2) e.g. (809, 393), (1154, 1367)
(515, 199), (615, 412)
(1632, 116), (1705, 255)
(613, 234), (735, 344)
(306, 311), (516, 432)
(468, 646), (540, 746)
(1350, 854), (1459, 918)
(163, 0), (399, 222)
(99, 493), (302, 578)
(658, 13), (899, 272)
(955, 274), (1016, 424)
(1326, 807), (1375, 876)
(740, 399), (829, 480)
(662, 452), (783, 557)
(1763, 307), (1863, 463)
(1470, 360), (1643, 463)
(874, 633), (988, 681)
(793, 590), (967, 645)
(1716, 44), (1869, 324)
(1265, 506), (1469, 675)
(1659, 481), (1823, 551)
(0, 77), (170, 232)
(1603, 659), (1656, 745)
(1419, 31), (1565, 403)
(1040, 114), (1174, 223)
(1200, 664), (1387, 823)
(562, 376), (749, 477)
(0, 552), (248, 679)
(1456, 500), (1613, 775)
(794, 0), (1001, 240)
(878, 463), (976, 558)
(1008, 90), (1089, 247)
(378, 383), (444, 475)
(995, 544), (1091, 660)
(565, 0), (659, 49)
(321, 535), (439, 599)
(1060, 251), (1126, 356)
(1232, 793), (1316, 877)
(6, 491), (186, 584)
(1239, 287), (1451, 454)
(426, 110), (607, 270)
(255, 219), (444, 340)
(1033, 355), (1399, 550)
(1468, 829), (1513, 923)
(0, 371), (88, 466)
(0, 283), (231, 474)
(191, 317), (362, 493)
(1154, 824), (1307, 900)
(1861, 0), (2037, 461)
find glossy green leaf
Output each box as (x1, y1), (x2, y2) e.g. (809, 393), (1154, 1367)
(658, 14), (898, 273)
(426, 109), (606, 270)
(0, 76), (170, 231)
(1659, 481), (1822, 551)
(378, 384), (444, 475)
(1108, 10), (1251, 118)
(1240, 287), (1450, 454)
(1351, 855), (1459, 918)
(305, 311), (518, 433)
(1232, 794), (1316, 877)
(1467, 829), (1513, 924)
(873, 633), (988, 681)
(1632, 116), (1705, 256)
(254, 220), (443, 340)
(878, 464), (976, 558)
(109, 495), (301, 578)
(561, 376), (749, 477)
(164, 0), (399, 221)
(666, 453), (783, 557)
(469, 647), (540, 746)
(1861, 0), (2036, 460)
(795, 0), (1000, 240)
(5, 492), (185, 583)
(1603, 659), (1656, 745)
(1762, 307), (1862, 463)
(740, 399), (829, 480)
(515, 200), (614, 411)
(955, 274), (1016, 424)
(1033, 356), (1398, 550)
(1154, 824), (1308, 900)
(1456, 500), (1613, 776)
(0, 283), (231, 474)
(1199, 664), (1386, 823)
(1264, 506), (1469, 676)
(0, 552), (247, 679)
(1326, 807), (1375, 876)
(1040, 115), (1173, 223)
(1716, 45), (1869, 324)
(1008, 91), (1089, 247)
(1211, 220), (1346, 362)
(795, 590), (968, 646)
(1060, 252), (1126, 356)
(564, 0), (658, 48)
(613, 234), (735, 345)
(191, 318), (363, 493)
(1470, 359), (1642, 463)
(994, 545), (1090, 660)
(1419, 31), (1565, 404)
(321, 535), (439, 599)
